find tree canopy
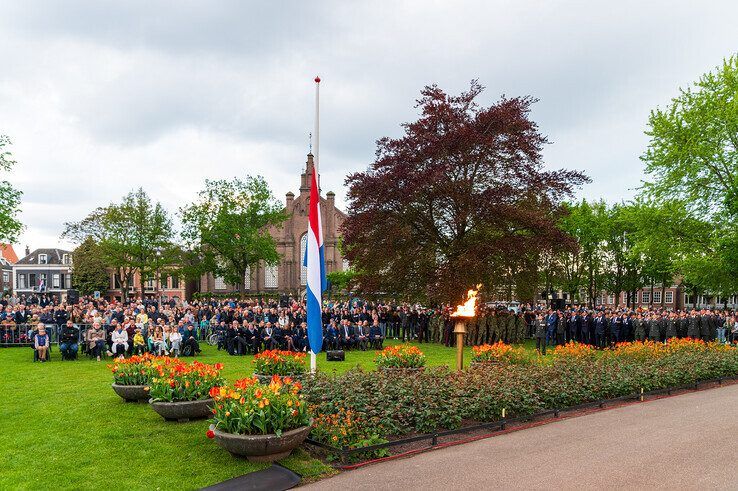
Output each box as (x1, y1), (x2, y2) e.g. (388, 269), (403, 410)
(342, 81), (588, 303)
(180, 176), (286, 296)
(0, 135), (23, 243)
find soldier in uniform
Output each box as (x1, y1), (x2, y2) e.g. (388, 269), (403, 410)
(665, 312), (678, 340)
(700, 310), (711, 341)
(534, 312), (547, 354)
(594, 311), (608, 349)
(687, 310), (700, 339)
(648, 314), (661, 341)
(633, 313), (645, 342)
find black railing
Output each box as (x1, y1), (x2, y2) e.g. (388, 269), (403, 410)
(1, 323), (93, 346)
(305, 374), (737, 466)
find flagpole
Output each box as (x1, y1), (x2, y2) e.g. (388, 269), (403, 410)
(310, 75), (321, 375)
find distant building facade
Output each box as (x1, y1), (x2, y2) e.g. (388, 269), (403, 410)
(12, 247), (73, 299)
(199, 153), (347, 296)
(106, 269), (189, 303)
(1, 244), (18, 294)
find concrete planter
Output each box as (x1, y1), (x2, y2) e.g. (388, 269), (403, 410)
(253, 373), (305, 384)
(149, 398), (214, 422)
(111, 384), (149, 402)
(212, 425), (311, 462)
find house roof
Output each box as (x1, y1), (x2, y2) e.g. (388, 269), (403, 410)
(16, 248), (72, 266)
(0, 244), (18, 264)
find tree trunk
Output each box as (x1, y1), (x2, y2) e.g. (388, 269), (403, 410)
(649, 280), (654, 307)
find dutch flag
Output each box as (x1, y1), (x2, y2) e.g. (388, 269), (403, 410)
(304, 163), (327, 354)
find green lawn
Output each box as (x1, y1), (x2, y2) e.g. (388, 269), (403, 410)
(0, 339), (509, 490)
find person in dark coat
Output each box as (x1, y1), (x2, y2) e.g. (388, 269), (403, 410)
(534, 313), (547, 355)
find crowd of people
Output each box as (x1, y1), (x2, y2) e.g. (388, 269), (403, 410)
(2, 293), (738, 362)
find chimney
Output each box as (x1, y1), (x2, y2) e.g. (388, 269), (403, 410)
(25, 245), (30, 257)
(326, 191), (335, 209)
(285, 191), (295, 211)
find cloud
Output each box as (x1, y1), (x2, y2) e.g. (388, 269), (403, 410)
(1, 0), (737, 250)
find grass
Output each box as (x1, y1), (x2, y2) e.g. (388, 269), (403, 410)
(0, 339), (543, 490)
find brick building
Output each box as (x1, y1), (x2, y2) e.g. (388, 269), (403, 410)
(1, 244), (18, 294)
(199, 153), (347, 296)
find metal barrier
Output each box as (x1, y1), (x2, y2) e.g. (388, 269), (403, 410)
(1, 323), (92, 346)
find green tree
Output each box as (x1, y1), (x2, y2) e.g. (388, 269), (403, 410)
(180, 177), (287, 297)
(641, 55), (738, 219)
(63, 188), (176, 300)
(72, 237), (111, 296)
(556, 200), (607, 306)
(0, 135), (23, 242)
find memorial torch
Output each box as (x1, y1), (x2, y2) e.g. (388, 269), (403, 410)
(450, 286), (480, 371)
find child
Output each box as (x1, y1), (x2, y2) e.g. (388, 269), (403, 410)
(34, 326), (50, 362)
(169, 328), (182, 358)
(133, 328), (145, 355)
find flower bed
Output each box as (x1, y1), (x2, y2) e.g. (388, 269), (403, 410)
(304, 339), (738, 448)
(471, 342), (527, 365)
(148, 360), (225, 402)
(252, 350), (307, 378)
(374, 344), (426, 369)
(108, 353), (162, 386)
(207, 375), (311, 461)
(309, 408), (389, 462)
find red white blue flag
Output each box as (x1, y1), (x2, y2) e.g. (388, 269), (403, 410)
(305, 161), (327, 354)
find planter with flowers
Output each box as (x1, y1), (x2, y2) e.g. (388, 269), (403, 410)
(470, 342), (527, 368)
(374, 344), (426, 374)
(252, 350), (307, 384)
(148, 360), (224, 422)
(207, 375), (311, 462)
(109, 353), (160, 402)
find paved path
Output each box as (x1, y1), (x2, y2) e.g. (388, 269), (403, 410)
(304, 384), (738, 490)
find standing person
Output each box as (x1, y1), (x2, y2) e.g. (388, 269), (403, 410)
(716, 313), (726, 344)
(665, 313), (678, 341)
(648, 314), (661, 342)
(594, 312), (608, 349)
(534, 312), (547, 355)
(34, 325), (50, 362)
(633, 314), (645, 342)
(546, 310), (557, 347)
(687, 310), (700, 339)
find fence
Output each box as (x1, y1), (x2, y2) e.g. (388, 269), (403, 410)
(305, 374), (738, 466)
(1, 323), (93, 346)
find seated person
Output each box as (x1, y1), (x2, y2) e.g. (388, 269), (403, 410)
(34, 325), (50, 362)
(338, 320), (356, 350)
(111, 324), (129, 359)
(169, 327), (182, 357)
(369, 320), (384, 349)
(132, 328), (146, 355)
(234, 321), (249, 355)
(85, 321), (107, 361)
(355, 321), (369, 351)
(261, 322), (277, 350)
(59, 320), (80, 359)
(244, 322), (261, 354)
(272, 323), (285, 350)
(181, 324), (200, 355)
(323, 321), (338, 351)
(294, 322), (309, 352)
(282, 324), (296, 351)
(226, 321), (239, 355)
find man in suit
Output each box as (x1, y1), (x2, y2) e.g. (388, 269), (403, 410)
(339, 320), (355, 350)
(594, 312), (608, 349)
(355, 321), (369, 351)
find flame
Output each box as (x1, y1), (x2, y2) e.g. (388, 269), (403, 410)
(450, 285), (481, 318)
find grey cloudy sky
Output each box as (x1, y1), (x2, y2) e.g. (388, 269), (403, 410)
(1, 0), (737, 251)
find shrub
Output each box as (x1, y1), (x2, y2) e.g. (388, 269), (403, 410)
(252, 350), (307, 376)
(374, 344), (426, 369)
(310, 408), (389, 462)
(208, 375), (310, 436)
(471, 342), (527, 364)
(552, 341), (598, 363)
(148, 360), (225, 402)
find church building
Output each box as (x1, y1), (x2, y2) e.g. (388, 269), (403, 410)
(199, 153), (347, 296)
